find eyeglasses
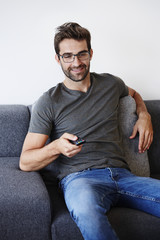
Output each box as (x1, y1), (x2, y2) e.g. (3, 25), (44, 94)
(58, 50), (90, 63)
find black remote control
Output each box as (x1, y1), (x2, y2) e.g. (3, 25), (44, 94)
(70, 137), (86, 146)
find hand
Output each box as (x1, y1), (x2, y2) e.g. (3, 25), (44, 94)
(54, 133), (83, 158)
(129, 112), (153, 153)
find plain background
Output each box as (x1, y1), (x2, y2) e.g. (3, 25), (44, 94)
(0, 0), (160, 105)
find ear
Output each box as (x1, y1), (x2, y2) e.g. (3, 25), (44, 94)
(90, 49), (93, 60)
(55, 54), (60, 64)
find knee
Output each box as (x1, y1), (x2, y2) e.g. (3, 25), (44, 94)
(68, 191), (107, 223)
(63, 177), (107, 219)
(65, 186), (97, 216)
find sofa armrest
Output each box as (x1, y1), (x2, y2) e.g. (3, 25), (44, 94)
(0, 157), (51, 240)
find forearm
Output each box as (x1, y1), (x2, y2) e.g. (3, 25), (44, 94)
(128, 87), (150, 118)
(20, 140), (60, 171)
(20, 132), (82, 172)
(128, 87), (153, 152)
(134, 92), (149, 118)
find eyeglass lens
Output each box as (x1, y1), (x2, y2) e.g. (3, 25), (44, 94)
(62, 51), (90, 63)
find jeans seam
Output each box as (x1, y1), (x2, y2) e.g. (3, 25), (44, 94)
(108, 168), (119, 191)
(118, 190), (160, 203)
(100, 168), (120, 207)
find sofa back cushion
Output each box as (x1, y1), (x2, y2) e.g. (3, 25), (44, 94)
(0, 105), (30, 157)
(118, 96), (150, 177)
(145, 100), (160, 176)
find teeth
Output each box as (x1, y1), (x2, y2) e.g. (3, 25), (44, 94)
(72, 68), (83, 72)
(70, 65), (85, 73)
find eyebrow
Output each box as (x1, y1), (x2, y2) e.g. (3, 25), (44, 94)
(61, 50), (89, 55)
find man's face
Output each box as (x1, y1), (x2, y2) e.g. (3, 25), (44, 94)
(56, 39), (93, 82)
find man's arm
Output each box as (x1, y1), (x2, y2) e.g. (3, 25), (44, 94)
(19, 132), (82, 171)
(128, 87), (153, 153)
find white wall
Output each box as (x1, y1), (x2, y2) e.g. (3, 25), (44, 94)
(0, 0), (160, 104)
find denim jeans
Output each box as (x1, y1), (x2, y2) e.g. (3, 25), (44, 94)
(60, 168), (160, 240)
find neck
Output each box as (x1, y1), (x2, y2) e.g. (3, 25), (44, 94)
(63, 73), (91, 93)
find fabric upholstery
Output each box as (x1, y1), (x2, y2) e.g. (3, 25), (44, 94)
(145, 100), (160, 176)
(0, 105), (30, 157)
(108, 207), (160, 240)
(0, 157), (51, 240)
(118, 96), (150, 177)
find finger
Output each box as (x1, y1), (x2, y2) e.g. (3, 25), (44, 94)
(129, 126), (138, 139)
(66, 145), (82, 158)
(138, 131), (145, 153)
(62, 133), (77, 141)
(150, 131), (154, 145)
(66, 143), (81, 153)
(145, 133), (153, 150)
(142, 132), (153, 152)
(142, 131), (150, 152)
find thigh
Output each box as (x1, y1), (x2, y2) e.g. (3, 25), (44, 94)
(60, 169), (120, 240)
(117, 172), (160, 217)
(60, 169), (118, 214)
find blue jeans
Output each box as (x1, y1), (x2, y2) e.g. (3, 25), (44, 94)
(60, 168), (160, 240)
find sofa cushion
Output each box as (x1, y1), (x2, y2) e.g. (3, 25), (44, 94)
(108, 207), (160, 240)
(145, 100), (160, 175)
(0, 105), (30, 157)
(0, 157), (51, 240)
(118, 96), (150, 177)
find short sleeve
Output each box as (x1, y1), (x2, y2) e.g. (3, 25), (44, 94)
(28, 93), (54, 136)
(116, 77), (129, 98)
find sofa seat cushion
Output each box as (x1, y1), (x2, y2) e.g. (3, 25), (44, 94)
(150, 173), (160, 180)
(118, 96), (150, 177)
(0, 157), (51, 240)
(107, 207), (160, 240)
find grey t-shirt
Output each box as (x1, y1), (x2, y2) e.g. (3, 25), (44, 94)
(29, 72), (129, 180)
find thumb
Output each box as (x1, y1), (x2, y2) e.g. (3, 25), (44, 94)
(129, 126), (138, 139)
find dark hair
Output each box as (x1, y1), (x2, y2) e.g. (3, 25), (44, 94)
(54, 22), (91, 54)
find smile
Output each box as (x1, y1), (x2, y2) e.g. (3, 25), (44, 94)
(70, 65), (85, 73)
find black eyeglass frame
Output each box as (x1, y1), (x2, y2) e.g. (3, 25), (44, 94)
(57, 50), (91, 63)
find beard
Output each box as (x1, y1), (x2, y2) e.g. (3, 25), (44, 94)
(61, 63), (90, 82)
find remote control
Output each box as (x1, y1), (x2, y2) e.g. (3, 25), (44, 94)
(70, 137), (86, 146)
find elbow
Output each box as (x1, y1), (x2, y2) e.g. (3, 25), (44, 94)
(19, 161), (29, 172)
(19, 155), (31, 172)
(128, 87), (136, 98)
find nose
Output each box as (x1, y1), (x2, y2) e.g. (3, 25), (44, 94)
(72, 55), (82, 66)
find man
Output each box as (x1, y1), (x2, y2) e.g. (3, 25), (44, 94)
(20, 22), (159, 240)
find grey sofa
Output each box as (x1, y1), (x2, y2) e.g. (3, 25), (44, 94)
(0, 99), (160, 240)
